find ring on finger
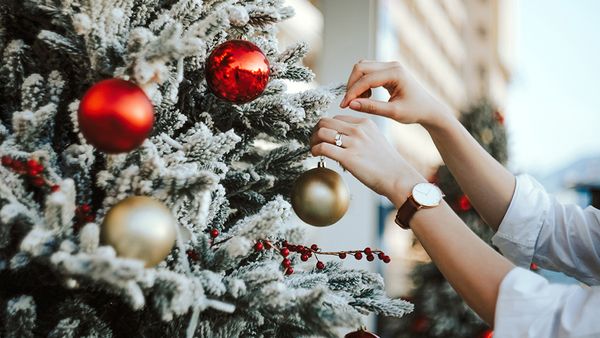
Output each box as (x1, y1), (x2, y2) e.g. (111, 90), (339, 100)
(334, 132), (344, 147)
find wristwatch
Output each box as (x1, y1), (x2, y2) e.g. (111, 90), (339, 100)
(395, 182), (444, 229)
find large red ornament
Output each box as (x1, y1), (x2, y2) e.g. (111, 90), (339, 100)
(78, 78), (154, 153)
(205, 40), (270, 104)
(344, 329), (380, 338)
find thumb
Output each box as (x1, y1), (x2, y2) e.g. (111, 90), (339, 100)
(348, 98), (398, 118)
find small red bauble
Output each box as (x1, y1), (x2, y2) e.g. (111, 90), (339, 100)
(254, 241), (264, 251)
(338, 252), (347, 259)
(285, 267), (294, 275)
(344, 329), (380, 338)
(78, 78), (154, 153)
(459, 194), (472, 212)
(316, 261), (325, 270)
(205, 40), (270, 104)
(481, 329), (494, 338)
(282, 258), (291, 268)
(354, 252), (363, 260)
(530, 262), (539, 271)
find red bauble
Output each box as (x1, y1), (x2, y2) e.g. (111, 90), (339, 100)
(78, 78), (154, 153)
(458, 194), (472, 212)
(481, 329), (494, 338)
(344, 329), (380, 338)
(205, 40), (270, 104)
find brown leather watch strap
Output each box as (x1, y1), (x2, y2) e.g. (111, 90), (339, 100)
(395, 195), (421, 229)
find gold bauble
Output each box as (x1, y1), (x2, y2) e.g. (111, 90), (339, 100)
(101, 196), (176, 267)
(291, 161), (350, 226)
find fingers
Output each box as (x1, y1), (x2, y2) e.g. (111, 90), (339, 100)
(341, 61), (402, 107)
(309, 126), (353, 148)
(348, 98), (398, 118)
(332, 115), (368, 124)
(310, 142), (345, 163)
(315, 117), (357, 136)
(342, 69), (399, 109)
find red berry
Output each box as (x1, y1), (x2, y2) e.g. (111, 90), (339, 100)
(282, 258), (291, 268)
(282, 240), (289, 247)
(364, 247), (372, 255)
(301, 254), (309, 261)
(50, 184), (60, 192)
(264, 241), (272, 249)
(12, 160), (25, 173)
(366, 254), (374, 261)
(28, 167), (41, 176)
(80, 204), (91, 213)
(383, 256), (391, 263)
(354, 252), (363, 260)
(210, 229), (219, 238)
(280, 247), (290, 257)
(285, 267), (294, 275)
(316, 261), (325, 270)
(530, 262), (538, 271)
(288, 245), (297, 252)
(1, 156), (13, 167)
(31, 176), (45, 187)
(310, 244), (319, 251)
(26, 159), (38, 169)
(254, 241), (264, 251)
(338, 252), (347, 259)
(378, 252), (385, 260)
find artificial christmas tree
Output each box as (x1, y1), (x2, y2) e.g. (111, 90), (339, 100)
(0, 1), (411, 337)
(379, 100), (507, 338)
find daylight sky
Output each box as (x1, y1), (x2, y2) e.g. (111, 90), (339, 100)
(506, 0), (600, 175)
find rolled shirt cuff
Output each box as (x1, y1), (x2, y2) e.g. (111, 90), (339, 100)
(491, 175), (549, 268)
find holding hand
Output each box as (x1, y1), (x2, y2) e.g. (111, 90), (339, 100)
(339, 60), (453, 130)
(310, 115), (424, 207)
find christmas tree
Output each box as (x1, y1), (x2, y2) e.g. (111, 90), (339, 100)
(0, 1), (411, 337)
(379, 100), (507, 338)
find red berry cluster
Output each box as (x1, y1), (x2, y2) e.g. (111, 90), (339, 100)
(1, 156), (59, 190)
(2, 156), (96, 233)
(186, 249), (200, 262)
(253, 239), (391, 275)
(74, 203), (95, 232)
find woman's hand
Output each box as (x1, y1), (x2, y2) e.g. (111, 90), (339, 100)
(339, 60), (453, 130)
(310, 115), (425, 207)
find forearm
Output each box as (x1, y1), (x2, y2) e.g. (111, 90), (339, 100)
(408, 200), (514, 326)
(426, 111), (516, 230)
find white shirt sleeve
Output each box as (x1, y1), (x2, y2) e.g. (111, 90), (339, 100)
(491, 174), (600, 285)
(494, 267), (600, 338)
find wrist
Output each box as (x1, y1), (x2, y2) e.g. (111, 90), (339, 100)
(386, 172), (427, 209)
(421, 103), (458, 135)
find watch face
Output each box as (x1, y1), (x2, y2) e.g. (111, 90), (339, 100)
(412, 183), (443, 207)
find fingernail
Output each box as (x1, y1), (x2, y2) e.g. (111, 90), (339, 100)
(339, 97), (346, 108)
(349, 100), (361, 110)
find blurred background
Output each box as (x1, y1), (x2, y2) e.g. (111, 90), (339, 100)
(278, 0), (600, 335)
